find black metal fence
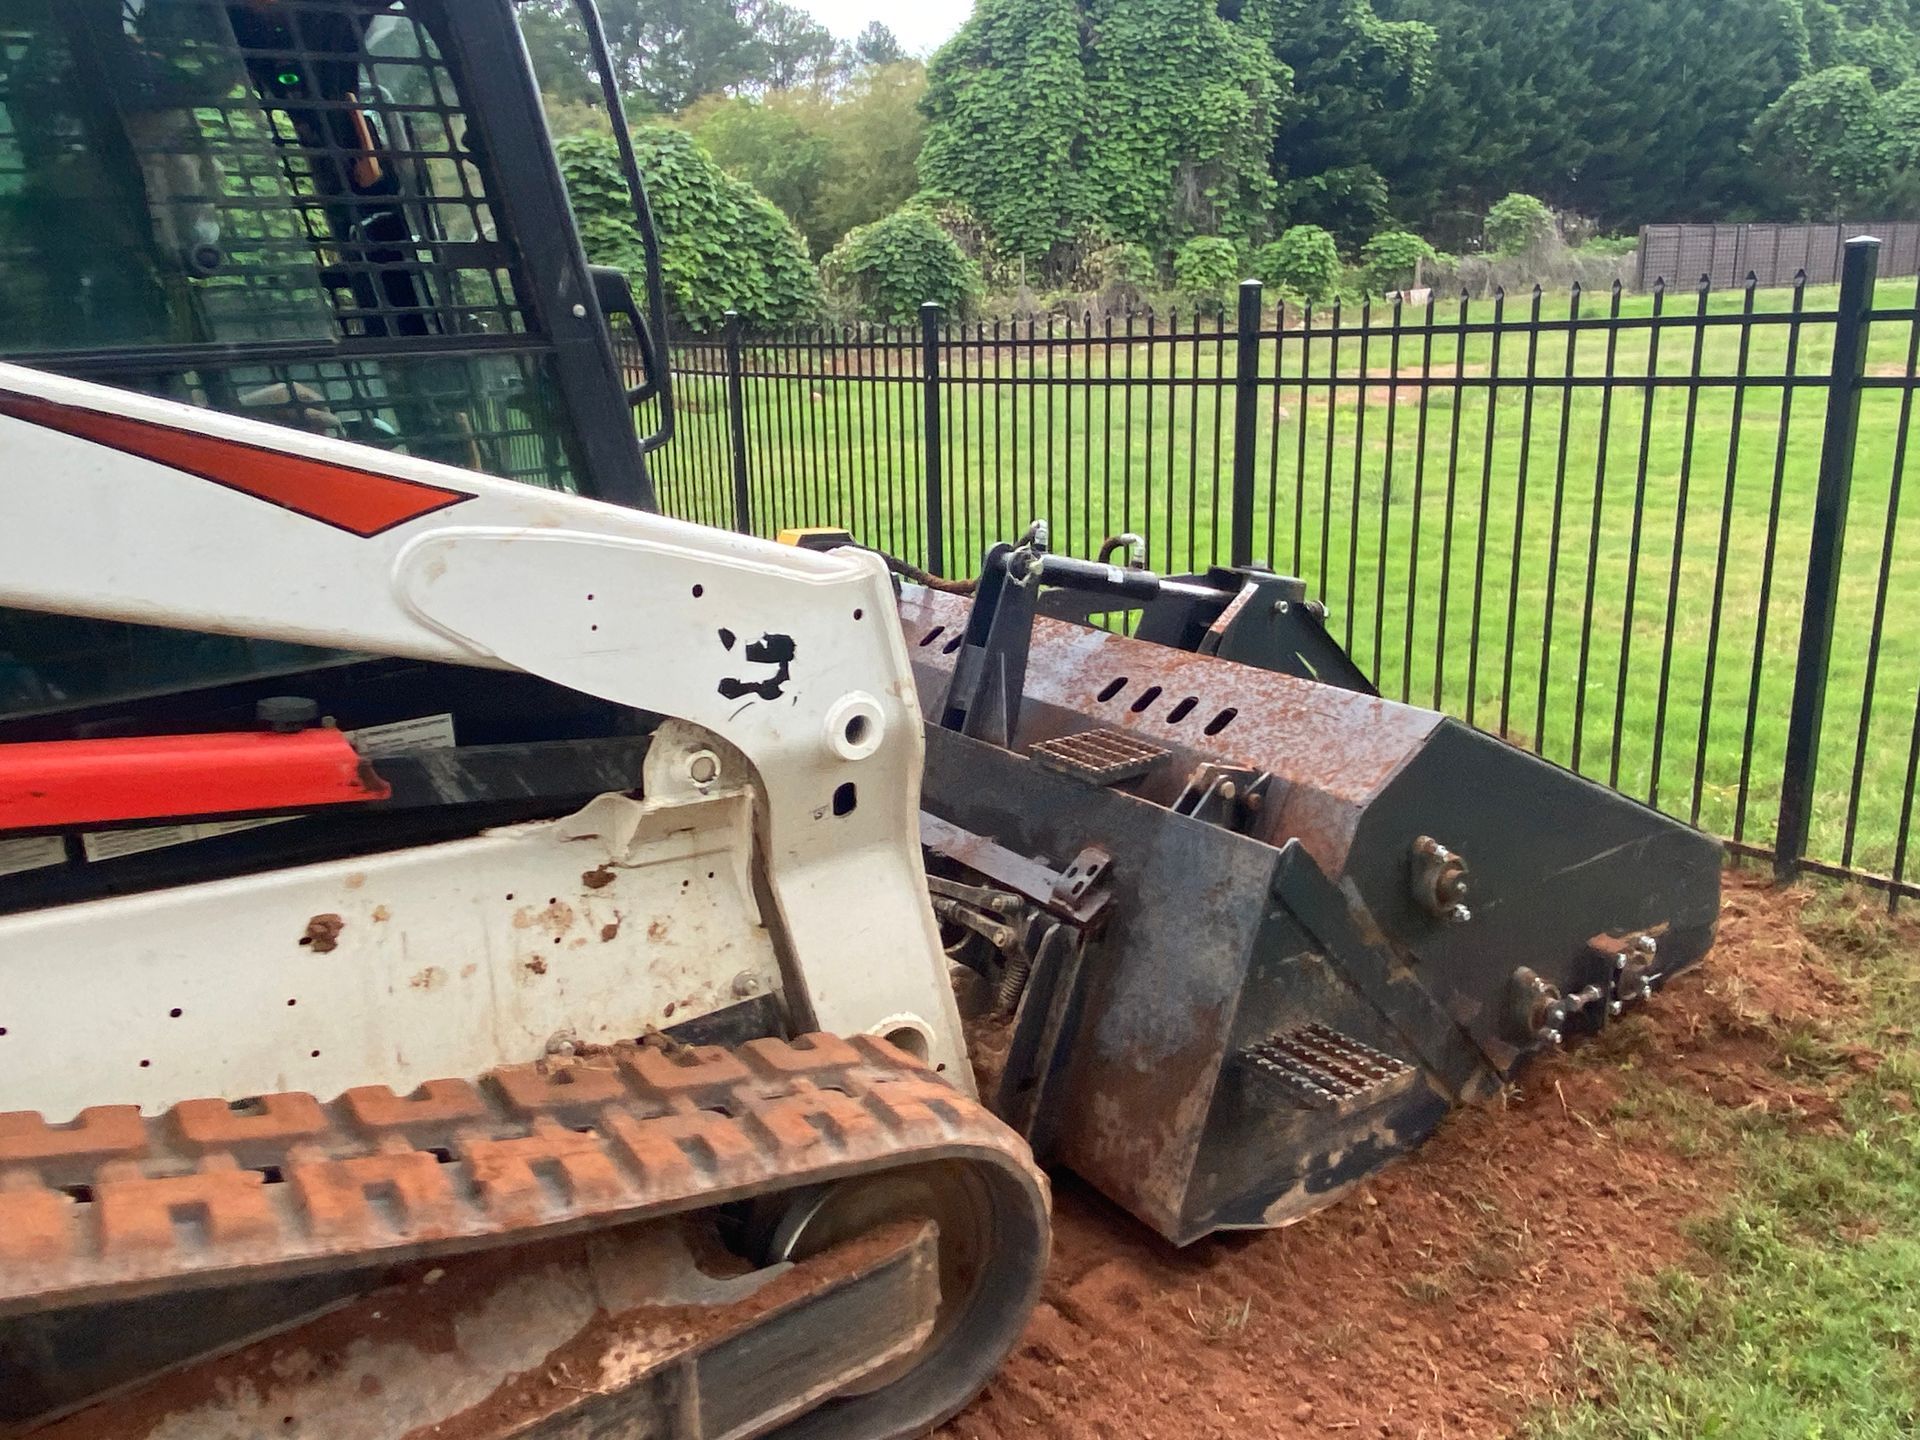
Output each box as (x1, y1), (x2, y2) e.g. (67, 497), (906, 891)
(650, 238), (1920, 905)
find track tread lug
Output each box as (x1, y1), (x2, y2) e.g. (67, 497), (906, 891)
(0, 1038), (1045, 1324)
(0, 1106), (147, 1166)
(343, 1079), (488, 1131)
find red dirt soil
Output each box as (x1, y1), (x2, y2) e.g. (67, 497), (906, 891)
(941, 868), (1868, 1440)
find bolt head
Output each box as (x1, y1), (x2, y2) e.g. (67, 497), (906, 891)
(1448, 904), (1473, 925)
(731, 971), (760, 998)
(687, 751), (720, 785)
(1633, 934), (1659, 956)
(257, 696), (320, 733)
(1609, 1001), (1625, 1017)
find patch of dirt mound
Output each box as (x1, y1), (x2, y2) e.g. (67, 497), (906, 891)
(1627, 869), (1870, 1126)
(942, 867), (1854, 1440)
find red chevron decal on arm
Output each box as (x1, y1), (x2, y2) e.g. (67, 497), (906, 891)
(0, 390), (475, 537)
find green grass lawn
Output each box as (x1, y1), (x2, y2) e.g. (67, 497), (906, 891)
(1529, 883), (1920, 1439)
(654, 279), (1920, 881)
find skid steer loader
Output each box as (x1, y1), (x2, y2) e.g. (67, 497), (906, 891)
(0, 0), (1721, 1434)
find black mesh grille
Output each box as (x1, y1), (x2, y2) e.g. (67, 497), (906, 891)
(0, 1), (593, 723)
(0, 0), (532, 349)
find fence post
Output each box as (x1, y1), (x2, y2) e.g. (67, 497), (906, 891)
(722, 310), (752, 535)
(920, 302), (946, 576)
(1774, 235), (1881, 880)
(1230, 279), (1263, 569)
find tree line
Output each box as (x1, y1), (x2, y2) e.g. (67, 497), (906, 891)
(921, 0), (1920, 266)
(527, 0), (1920, 328)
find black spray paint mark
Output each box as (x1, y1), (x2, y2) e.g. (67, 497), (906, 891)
(719, 633), (796, 702)
(718, 628), (737, 651)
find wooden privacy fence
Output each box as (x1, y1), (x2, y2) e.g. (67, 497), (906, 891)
(1638, 221), (1920, 291)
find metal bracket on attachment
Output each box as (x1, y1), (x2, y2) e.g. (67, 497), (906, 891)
(1172, 762), (1272, 833)
(1411, 836), (1472, 925)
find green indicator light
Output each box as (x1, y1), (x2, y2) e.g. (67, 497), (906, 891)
(277, 70), (301, 87)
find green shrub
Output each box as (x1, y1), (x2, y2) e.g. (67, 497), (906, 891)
(1254, 225), (1341, 305)
(1578, 233), (1640, 258)
(1173, 236), (1240, 314)
(1359, 230), (1437, 293)
(557, 128), (817, 332)
(1484, 192), (1556, 257)
(822, 206), (981, 324)
(1090, 242), (1155, 290)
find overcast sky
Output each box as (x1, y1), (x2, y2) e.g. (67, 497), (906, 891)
(796, 0), (972, 56)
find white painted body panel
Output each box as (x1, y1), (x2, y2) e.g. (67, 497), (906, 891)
(0, 363), (967, 1117)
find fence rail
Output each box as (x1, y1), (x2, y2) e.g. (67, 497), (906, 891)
(650, 239), (1920, 905)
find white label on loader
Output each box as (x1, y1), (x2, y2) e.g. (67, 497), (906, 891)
(80, 714), (458, 862)
(83, 816), (294, 863)
(349, 712), (456, 758)
(0, 835), (68, 877)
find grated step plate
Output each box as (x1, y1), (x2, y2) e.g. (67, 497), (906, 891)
(1028, 728), (1170, 786)
(1240, 1024), (1415, 1112)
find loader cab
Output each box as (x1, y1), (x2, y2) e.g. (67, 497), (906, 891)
(0, 0), (672, 901)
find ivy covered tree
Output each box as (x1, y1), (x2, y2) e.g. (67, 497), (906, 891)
(1076, 0), (1280, 248)
(918, 0), (1092, 267)
(1752, 65), (1900, 214)
(919, 0), (1280, 271)
(557, 127), (818, 331)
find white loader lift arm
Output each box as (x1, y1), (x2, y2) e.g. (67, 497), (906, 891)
(0, 363), (968, 1117)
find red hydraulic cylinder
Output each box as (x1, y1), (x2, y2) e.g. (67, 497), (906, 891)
(0, 730), (390, 831)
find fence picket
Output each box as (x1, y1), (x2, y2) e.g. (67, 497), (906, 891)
(651, 251), (1920, 903)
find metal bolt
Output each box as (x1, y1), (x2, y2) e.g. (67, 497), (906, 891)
(257, 696), (319, 733)
(545, 1035), (577, 1057)
(1633, 934), (1658, 956)
(1448, 904), (1473, 925)
(687, 751), (720, 785)
(571, 302), (588, 318)
(1218, 781), (1238, 802)
(1272, 600), (1291, 616)
(731, 971), (760, 998)
(1546, 1029), (1563, 1046)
